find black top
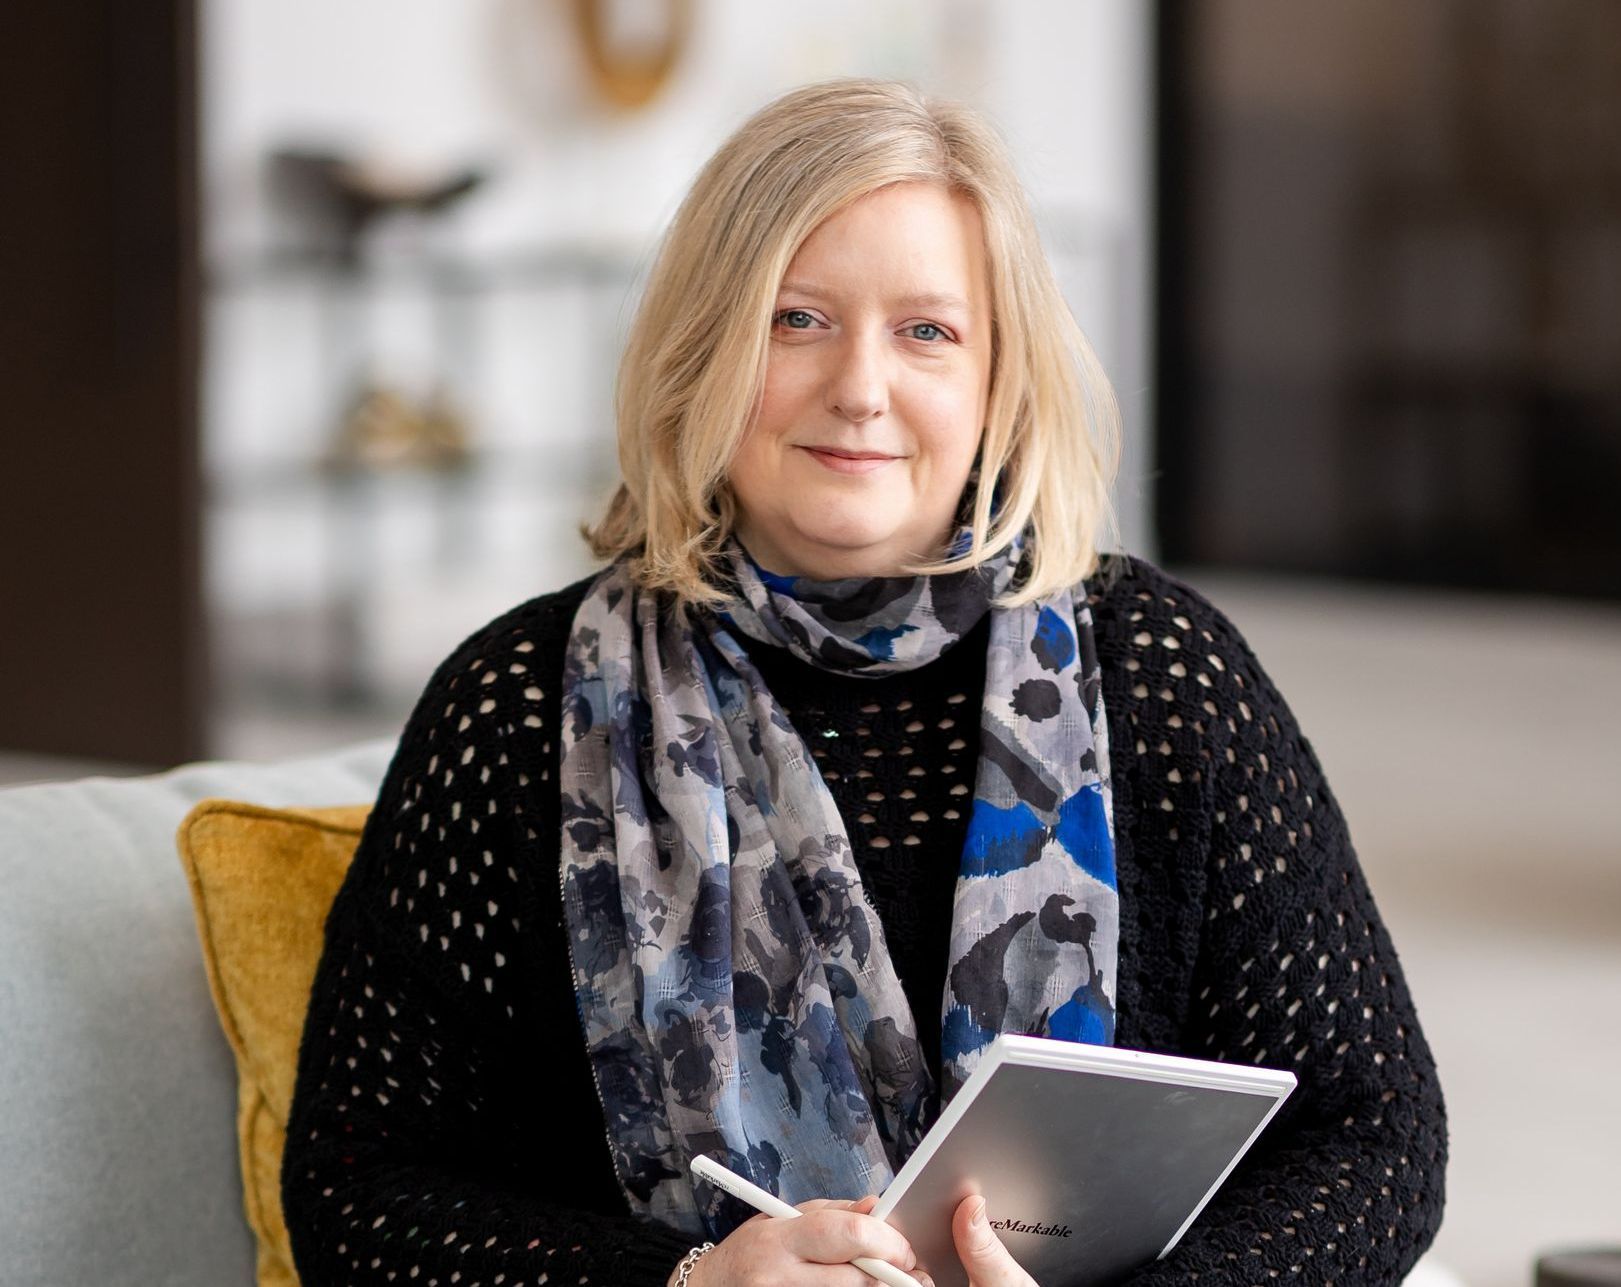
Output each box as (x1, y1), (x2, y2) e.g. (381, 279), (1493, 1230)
(282, 553), (1447, 1287)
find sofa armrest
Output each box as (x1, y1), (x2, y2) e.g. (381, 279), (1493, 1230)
(0, 738), (394, 1287)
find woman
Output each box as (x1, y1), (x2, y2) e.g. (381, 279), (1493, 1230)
(283, 78), (1446, 1287)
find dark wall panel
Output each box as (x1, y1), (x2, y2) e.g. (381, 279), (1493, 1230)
(0, 2), (206, 766)
(1156, 0), (1621, 599)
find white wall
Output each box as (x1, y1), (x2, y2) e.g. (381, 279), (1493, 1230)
(202, 0), (1153, 698)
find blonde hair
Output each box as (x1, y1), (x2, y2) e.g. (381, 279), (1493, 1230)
(583, 76), (1122, 613)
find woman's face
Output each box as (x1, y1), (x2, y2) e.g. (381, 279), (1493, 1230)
(728, 181), (993, 580)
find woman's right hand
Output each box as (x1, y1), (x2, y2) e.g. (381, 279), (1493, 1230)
(678, 1193), (932, 1287)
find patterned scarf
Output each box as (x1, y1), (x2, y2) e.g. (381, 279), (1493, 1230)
(557, 516), (1117, 1240)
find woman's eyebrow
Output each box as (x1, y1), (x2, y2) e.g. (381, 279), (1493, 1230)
(777, 280), (972, 313)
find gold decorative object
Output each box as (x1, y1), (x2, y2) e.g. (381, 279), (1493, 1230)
(323, 383), (472, 474)
(570, 0), (693, 111)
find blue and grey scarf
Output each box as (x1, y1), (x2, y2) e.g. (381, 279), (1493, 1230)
(557, 518), (1117, 1239)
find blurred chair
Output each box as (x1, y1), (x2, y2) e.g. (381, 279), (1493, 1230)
(1538, 1250), (1621, 1287)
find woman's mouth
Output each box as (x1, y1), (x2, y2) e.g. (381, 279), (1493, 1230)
(799, 446), (898, 475)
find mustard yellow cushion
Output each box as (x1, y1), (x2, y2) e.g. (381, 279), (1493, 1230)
(177, 799), (372, 1287)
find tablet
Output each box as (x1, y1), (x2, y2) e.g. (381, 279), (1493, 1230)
(873, 1035), (1296, 1287)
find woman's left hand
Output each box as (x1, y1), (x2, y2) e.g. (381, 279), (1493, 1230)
(949, 1195), (1039, 1285)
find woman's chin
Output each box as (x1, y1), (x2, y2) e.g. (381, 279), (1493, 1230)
(775, 525), (913, 578)
(788, 514), (897, 553)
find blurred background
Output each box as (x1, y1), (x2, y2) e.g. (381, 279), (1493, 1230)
(0, 2), (1616, 1285)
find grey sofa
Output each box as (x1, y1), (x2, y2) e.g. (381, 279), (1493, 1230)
(0, 740), (394, 1287)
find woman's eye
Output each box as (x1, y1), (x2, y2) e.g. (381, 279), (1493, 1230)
(775, 309), (817, 330)
(907, 322), (948, 342)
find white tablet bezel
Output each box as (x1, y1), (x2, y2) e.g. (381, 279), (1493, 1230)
(872, 1035), (1297, 1260)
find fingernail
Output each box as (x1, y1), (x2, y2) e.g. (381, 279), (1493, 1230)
(970, 1198), (988, 1230)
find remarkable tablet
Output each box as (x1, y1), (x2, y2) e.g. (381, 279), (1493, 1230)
(873, 1035), (1296, 1287)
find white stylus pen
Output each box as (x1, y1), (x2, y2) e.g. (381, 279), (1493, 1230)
(689, 1153), (925, 1287)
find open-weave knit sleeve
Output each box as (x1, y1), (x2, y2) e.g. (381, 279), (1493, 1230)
(1115, 574), (1447, 1287)
(281, 607), (695, 1287)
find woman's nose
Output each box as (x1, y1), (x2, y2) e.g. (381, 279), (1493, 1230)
(825, 331), (890, 423)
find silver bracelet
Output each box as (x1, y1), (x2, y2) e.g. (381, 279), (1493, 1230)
(674, 1240), (715, 1286)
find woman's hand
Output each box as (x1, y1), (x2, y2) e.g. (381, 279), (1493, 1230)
(680, 1194), (932, 1287)
(949, 1195), (1039, 1286)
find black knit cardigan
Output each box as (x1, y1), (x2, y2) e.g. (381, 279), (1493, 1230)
(282, 552), (1447, 1287)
